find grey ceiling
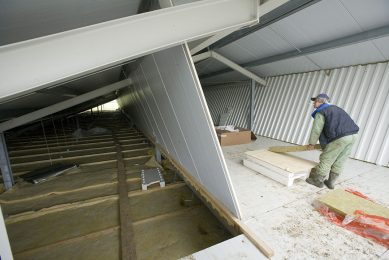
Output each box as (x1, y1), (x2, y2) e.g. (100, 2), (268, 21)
(199, 0), (389, 84)
(0, 59), (123, 123)
(0, 0), (141, 45)
(0, 0), (140, 123)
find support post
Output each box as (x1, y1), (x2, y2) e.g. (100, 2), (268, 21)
(250, 80), (255, 131)
(155, 146), (162, 164)
(192, 51), (266, 85)
(0, 133), (14, 190)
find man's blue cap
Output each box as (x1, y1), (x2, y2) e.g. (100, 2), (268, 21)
(311, 93), (330, 101)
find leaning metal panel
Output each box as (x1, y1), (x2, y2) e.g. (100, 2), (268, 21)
(118, 44), (242, 218)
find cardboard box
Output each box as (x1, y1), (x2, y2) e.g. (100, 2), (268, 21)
(216, 127), (253, 146)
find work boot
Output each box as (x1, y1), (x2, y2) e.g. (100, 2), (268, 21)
(306, 168), (324, 188)
(324, 171), (339, 189)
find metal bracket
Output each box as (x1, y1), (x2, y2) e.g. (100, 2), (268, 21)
(141, 168), (165, 191)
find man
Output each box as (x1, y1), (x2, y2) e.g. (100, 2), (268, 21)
(305, 93), (359, 189)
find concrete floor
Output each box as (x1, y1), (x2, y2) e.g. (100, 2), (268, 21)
(222, 136), (389, 260)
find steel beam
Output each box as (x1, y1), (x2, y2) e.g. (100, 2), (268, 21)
(201, 24), (389, 80)
(0, 0), (259, 102)
(0, 133), (14, 190)
(0, 109), (36, 121)
(211, 51), (266, 85)
(0, 80), (131, 132)
(159, 0), (237, 55)
(192, 51), (211, 63)
(190, 29), (235, 55)
(193, 51), (266, 85)
(36, 86), (83, 98)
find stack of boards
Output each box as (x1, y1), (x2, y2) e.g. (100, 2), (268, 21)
(243, 150), (317, 187)
(318, 189), (389, 218)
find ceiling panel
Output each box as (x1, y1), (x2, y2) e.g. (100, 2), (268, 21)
(339, 0), (389, 30)
(307, 41), (385, 69)
(205, 0), (389, 81)
(218, 27), (295, 62)
(269, 0), (362, 49)
(250, 56), (320, 77)
(217, 43), (257, 64)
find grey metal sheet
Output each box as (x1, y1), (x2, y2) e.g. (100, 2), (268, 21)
(118, 45), (242, 218)
(131, 73), (160, 140)
(138, 55), (196, 173)
(138, 64), (181, 162)
(132, 67), (169, 152)
(152, 46), (242, 217)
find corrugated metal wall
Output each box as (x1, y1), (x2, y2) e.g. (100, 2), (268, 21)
(204, 61), (389, 166)
(203, 82), (251, 128)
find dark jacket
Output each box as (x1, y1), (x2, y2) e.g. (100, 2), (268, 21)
(318, 105), (359, 146)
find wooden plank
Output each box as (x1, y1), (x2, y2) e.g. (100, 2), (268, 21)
(318, 189), (389, 218)
(113, 134), (137, 260)
(268, 144), (321, 153)
(245, 150), (317, 174)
